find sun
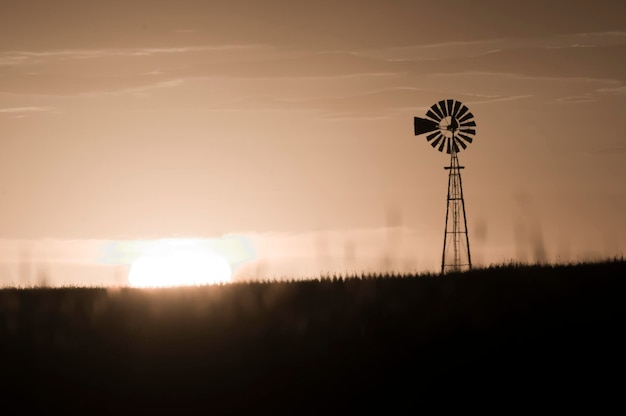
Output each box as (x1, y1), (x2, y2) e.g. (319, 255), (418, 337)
(128, 239), (232, 288)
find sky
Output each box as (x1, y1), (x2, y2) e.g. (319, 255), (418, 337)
(1, 0), (625, 285)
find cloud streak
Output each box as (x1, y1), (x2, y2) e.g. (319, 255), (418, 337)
(363, 31), (626, 61)
(0, 106), (53, 113)
(0, 31), (624, 113)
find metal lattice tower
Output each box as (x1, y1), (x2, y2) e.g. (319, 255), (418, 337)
(413, 99), (475, 274)
(442, 144), (471, 273)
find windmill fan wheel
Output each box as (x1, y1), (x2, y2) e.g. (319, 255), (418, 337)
(413, 99), (476, 154)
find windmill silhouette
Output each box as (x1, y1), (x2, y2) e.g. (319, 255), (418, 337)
(413, 99), (476, 274)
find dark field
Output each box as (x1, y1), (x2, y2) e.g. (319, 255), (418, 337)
(1, 259), (625, 414)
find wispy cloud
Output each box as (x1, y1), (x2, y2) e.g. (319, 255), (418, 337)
(1, 31), (624, 104)
(0, 44), (272, 61)
(317, 111), (391, 120)
(463, 94), (534, 105)
(597, 85), (626, 95)
(0, 55), (29, 66)
(0, 106), (53, 113)
(363, 31), (626, 61)
(228, 86), (534, 117)
(555, 95), (598, 104)
(94, 79), (185, 97)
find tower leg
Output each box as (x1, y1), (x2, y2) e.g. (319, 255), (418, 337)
(441, 157), (452, 274)
(458, 169), (472, 271)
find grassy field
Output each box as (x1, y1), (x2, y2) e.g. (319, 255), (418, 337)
(1, 258), (625, 413)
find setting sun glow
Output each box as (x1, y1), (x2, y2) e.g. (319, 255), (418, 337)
(128, 240), (232, 287)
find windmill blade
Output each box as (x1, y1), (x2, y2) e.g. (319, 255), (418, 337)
(460, 128), (476, 135)
(425, 109), (442, 122)
(453, 100), (462, 117)
(431, 135), (442, 148)
(453, 141), (460, 153)
(446, 99), (454, 116)
(446, 138), (452, 154)
(459, 111), (474, 123)
(430, 103), (444, 120)
(460, 120), (476, 127)
(455, 137), (467, 150)
(426, 131), (440, 142)
(456, 105), (469, 120)
(438, 137), (446, 152)
(438, 100), (448, 117)
(414, 117), (439, 136)
(458, 133), (474, 143)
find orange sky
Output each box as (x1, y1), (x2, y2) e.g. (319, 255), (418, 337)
(1, 1), (625, 285)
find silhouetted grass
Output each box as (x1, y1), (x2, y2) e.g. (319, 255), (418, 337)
(1, 258), (624, 414)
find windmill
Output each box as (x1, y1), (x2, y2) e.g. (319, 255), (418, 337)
(413, 99), (476, 274)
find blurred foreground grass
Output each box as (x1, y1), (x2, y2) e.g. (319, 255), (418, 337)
(1, 258), (624, 413)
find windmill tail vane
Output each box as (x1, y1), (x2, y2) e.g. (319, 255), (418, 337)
(413, 99), (475, 274)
